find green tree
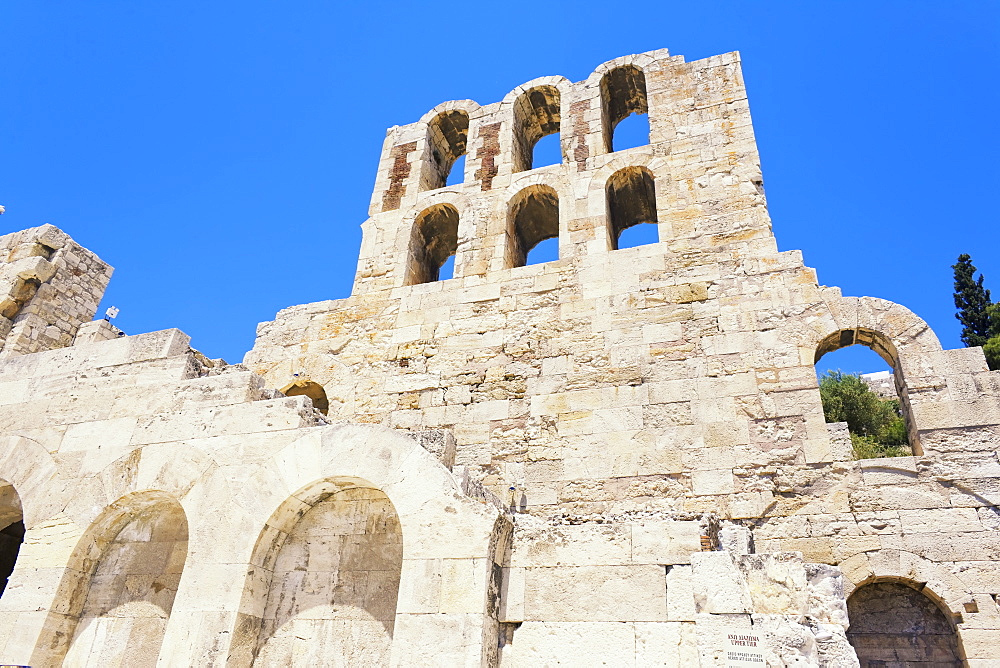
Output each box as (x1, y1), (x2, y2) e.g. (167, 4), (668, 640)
(953, 254), (993, 347)
(819, 371), (910, 459)
(983, 303), (1000, 371)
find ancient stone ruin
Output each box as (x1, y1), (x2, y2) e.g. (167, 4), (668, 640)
(0, 48), (997, 666)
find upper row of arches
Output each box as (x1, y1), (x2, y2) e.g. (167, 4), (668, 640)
(421, 64), (652, 192)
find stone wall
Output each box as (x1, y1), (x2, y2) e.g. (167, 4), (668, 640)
(0, 224), (111, 357)
(0, 47), (998, 666)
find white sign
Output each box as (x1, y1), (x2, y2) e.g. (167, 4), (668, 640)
(725, 631), (764, 666)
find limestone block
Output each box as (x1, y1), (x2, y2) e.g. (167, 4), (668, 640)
(511, 523), (632, 568)
(898, 507), (983, 534)
(634, 622), (700, 666)
(439, 557), (490, 614)
(522, 564), (667, 622)
(498, 621), (639, 667)
(805, 563), (850, 628)
(631, 520), (702, 565)
(125, 329), (191, 364)
(691, 468), (735, 495)
(958, 627), (1000, 661)
(0, 379), (28, 407)
(690, 552), (751, 614)
(395, 558), (442, 614)
(74, 319), (121, 344)
(130, 397), (314, 446)
(665, 564), (696, 622)
(719, 524), (752, 554)
(390, 612), (487, 667)
(858, 455), (918, 485)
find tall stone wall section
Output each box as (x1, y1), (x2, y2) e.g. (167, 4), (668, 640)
(0, 48), (997, 665)
(0, 224), (111, 357)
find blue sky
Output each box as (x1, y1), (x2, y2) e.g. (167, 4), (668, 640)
(1, 2), (997, 373)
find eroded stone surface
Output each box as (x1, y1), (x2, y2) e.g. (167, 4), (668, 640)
(0, 48), (997, 666)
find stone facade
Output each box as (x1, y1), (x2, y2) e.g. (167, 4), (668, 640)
(0, 48), (998, 666)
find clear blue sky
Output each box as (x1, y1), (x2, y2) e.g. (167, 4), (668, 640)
(2, 2), (997, 372)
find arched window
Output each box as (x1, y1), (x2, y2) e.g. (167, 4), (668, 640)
(607, 166), (658, 249)
(246, 481), (403, 666)
(507, 185), (559, 267)
(513, 86), (561, 172)
(847, 581), (961, 665)
(280, 379), (330, 415)
(406, 204), (460, 284)
(0, 480), (23, 599)
(815, 328), (916, 457)
(421, 110), (469, 191)
(601, 65), (649, 152)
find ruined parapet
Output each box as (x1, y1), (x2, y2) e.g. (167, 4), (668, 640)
(0, 225), (112, 357)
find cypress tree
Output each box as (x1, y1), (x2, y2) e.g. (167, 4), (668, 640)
(953, 254), (993, 347)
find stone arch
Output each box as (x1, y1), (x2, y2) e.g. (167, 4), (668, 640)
(506, 184), (560, 267)
(506, 78), (568, 173)
(0, 479), (23, 599)
(600, 64), (649, 153)
(279, 379), (329, 414)
(0, 434), (63, 529)
(838, 549), (972, 615)
(31, 490), (189, 667)
(606, 165), (658, 248)
(227, 424), (502, 667)
(406, 203), (460, 284)
(816, 295), (943, 365)
(586, 49), (670, 88)
(421, 108), (471, 191)
(812, 295), (945, 454)
(238, 477), (403, 666)
(846, 580), (963, 666)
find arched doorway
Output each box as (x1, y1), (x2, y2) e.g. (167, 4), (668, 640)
(33, 492), (189, 667)
(847, 581), (962, 666)
(248, 480), (403, 666)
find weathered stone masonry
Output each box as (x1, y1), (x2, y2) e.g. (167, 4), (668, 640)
(0, 48), (998, 666)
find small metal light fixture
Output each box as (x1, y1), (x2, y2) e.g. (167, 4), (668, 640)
(104, 306), (120, 322)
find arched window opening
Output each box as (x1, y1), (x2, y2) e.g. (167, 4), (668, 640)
(611, 113), (651, 152)
(446, 154), (467, 187)
(406, 204), (460, 285)
(507, 186), (559, 267)
(513, 86), (561, 172)
(607, 166), (658, 249)
(601, 65), (649, 153)
(847, 581), (962, 666)
(421, 110), (469, 191)
(280, 379), (330, 415)
(438, 255), (456, 281)
(526, 237), (559, 266)
(0, 481), (24, 599)
(531, 131), (562, 169)
(53, 494), (189, 667)
(815, 328), (915, 459)
(250, 483), (403, 666)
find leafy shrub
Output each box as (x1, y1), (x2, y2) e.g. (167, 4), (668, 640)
(819, 370), (910, 459)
